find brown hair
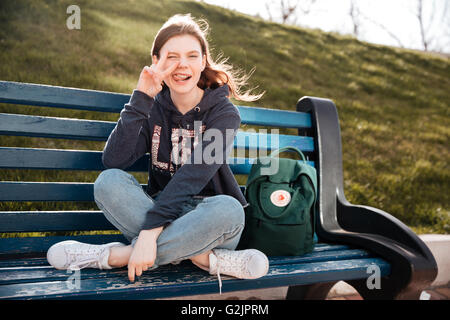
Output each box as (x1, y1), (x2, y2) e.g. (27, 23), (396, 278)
(151, 14), (263, 102)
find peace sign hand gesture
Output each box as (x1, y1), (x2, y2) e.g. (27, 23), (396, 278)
(136, 53), (179, 98)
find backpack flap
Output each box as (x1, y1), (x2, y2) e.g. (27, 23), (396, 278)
(246, 155), (300, 186)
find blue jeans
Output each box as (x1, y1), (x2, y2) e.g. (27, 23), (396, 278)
(93, 168), (245, 268)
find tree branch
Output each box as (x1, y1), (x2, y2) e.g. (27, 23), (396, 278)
(359, 11), (405, 48)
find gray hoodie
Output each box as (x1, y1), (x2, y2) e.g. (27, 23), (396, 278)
(102, 84), (248, 230)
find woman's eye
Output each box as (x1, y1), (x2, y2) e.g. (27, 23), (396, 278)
(168, 56), (177, 59)
(189, 55), (198, 58)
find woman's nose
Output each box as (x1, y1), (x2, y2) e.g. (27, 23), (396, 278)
(178, 57), (188, 67)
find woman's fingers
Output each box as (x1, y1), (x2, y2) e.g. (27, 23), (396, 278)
(144, 66), (155, 77)
(151, 61), (179, 81)
(128, 264), (145, 282)
(155, 52), (167, 70)
(142, 67), (160, 90)
(128, 264), (135, 282)
(161, 61), (180, 78)
(128, 264), (152, 282)
(155, 51), (169, 72)
(146, 65), (161, 83)
(154, 51), (180, 78)
(135, 266), (142, 277)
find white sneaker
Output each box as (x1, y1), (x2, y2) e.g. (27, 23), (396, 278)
(208, 248), (269, 294)
(46, 240), (126, 270)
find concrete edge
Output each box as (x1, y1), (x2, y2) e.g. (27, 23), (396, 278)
(418, 234), (450, 287)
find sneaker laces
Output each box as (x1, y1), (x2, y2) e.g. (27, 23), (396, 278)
(216, 265), (223, 295)
(66, 244), (108, 271)
(210, 249), (255, 295)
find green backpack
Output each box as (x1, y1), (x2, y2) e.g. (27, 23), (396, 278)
(237, 147), (317, 256)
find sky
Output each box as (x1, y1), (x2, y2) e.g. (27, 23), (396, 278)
(203, 0), (450, 53)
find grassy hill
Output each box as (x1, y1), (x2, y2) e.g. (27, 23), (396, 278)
(0, 0), (449, 234)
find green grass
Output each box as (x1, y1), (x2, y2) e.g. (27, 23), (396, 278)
(0, 0), (449, 234)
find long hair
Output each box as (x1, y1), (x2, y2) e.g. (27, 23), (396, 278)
(151, 14), (263, 102)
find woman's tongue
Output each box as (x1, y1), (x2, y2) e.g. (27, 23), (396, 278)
(173, 73), (191, 82)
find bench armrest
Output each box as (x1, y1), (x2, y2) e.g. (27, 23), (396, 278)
(336, 195), (433, 260)
(297, 96), (437, 299)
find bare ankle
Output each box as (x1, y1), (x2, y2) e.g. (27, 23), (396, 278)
(190, 250), (212, 270)
(108, 245), (133, 268)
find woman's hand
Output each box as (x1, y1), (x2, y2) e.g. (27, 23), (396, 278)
(127, 226), (164, 282)
(136, 52), (179, 98)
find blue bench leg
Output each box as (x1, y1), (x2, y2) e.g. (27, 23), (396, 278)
(286, 282), (337, 300)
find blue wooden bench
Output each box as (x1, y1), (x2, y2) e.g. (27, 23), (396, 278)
(0, 80), (437, 300)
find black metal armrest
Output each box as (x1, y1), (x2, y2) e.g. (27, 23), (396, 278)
(297, 96), (437, 299)
(336, 195), (432, 259)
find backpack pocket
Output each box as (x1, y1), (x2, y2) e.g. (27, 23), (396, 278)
(257, 181), (307, 224)
(241, 216), (313, 256)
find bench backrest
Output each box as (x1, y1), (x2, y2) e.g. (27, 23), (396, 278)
(0, 81), (317, 258)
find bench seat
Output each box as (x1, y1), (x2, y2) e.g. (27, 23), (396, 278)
(0, 242), (389, 300)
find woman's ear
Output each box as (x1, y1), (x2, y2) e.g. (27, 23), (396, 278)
(201, 54), (206, 72)
(152, 55), (158, 65)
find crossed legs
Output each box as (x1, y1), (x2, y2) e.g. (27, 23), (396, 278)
(93, 169), (245, 270)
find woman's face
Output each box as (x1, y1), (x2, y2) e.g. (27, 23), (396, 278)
(155, 34), (206, 96)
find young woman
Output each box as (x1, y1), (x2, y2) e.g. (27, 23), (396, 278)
(47, 14), (268, 292)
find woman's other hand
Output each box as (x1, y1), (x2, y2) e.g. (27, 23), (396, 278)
(127, 226), (163, 282)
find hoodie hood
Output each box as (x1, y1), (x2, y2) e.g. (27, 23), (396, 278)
(154, 84), (231, 126)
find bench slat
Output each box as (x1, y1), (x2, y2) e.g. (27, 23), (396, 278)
(0, 182), (246, 202)
(0, 113), (315, 150)
(0, 148), (314, 174)
(0, 234), (127, 257)
(237, 105), (311, 128)
(0, 148), (106, 171)
(0, 81), (129, 113)
(0, 258), (390, 299)
(2, 178), (321, 202)
(0, 113), (114, 141)
(0, 182), (96, 201)
(234, 131), (314, 152)
(0, 147), (147, 171)
(0, 211), (115, 232)
(0, 112), (313, 141)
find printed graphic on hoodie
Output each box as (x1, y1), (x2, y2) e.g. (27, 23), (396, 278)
(151, 123), (206, 175)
